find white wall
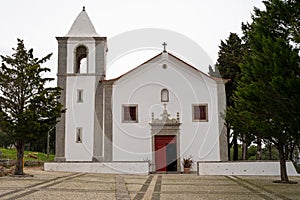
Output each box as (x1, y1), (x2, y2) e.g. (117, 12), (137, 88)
(65, 76), (96, 161)
(64, 37), (105, 161)
(112, 54), (222, 164)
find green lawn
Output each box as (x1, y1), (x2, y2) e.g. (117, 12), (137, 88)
(0, 148), (54, 162)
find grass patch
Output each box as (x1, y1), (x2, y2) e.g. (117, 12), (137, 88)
(0, 147), (54, 162)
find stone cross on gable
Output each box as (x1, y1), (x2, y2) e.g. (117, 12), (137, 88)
(162, 42), (167, 52)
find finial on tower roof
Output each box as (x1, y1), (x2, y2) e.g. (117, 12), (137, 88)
(66, 5), (99, 37)
(162, 42), (167, 53)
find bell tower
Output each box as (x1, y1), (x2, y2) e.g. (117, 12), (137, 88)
(55, 7), (107, 161)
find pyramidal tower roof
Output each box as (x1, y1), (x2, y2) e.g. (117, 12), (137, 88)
(66, 7), (99, 37)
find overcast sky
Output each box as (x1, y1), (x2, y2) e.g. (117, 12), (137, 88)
(0, 0), (264, 80)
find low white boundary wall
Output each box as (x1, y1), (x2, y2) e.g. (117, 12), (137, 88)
(44, 162), (149, 175)
(198, 161), (299, 176)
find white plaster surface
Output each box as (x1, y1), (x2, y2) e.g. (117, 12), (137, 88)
(112, 53), (225, 163)
(44, 162), (149, 175)
(65, 76), (96, 161)
(64, 36), (105, 161)
(198, 161), (299, 176)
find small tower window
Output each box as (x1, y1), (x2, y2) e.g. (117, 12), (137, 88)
(77, 89), (83, 103)
(161, 89), (169, 102)
(75, 45), (88, 73)
(76, 127), (82, 143)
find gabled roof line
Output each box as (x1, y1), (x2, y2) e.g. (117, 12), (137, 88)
(103, 52), (163, 82)
(167, 53), (229, 82)
(102, 52), (228, 83)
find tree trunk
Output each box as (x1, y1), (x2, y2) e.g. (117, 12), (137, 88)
(15, 141), (25, 175)
(284, 145), (289, 160)
(277, 142), (289, 182)
(233, 135), (238, 161)
(289, 144), (295, 161)
(268, 142), (272, 160)
(227, 124), (231, 161)
(242, 134), (247, 160)
(256, 138), (262, 160)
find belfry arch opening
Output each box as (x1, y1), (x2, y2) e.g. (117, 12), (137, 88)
(75, 45), (88, 73)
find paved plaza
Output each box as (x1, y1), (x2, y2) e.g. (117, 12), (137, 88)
(0, 169), (299, 200)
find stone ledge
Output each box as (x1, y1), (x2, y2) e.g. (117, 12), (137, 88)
(197, 161), (299, 176)
(44, 162), (149, 175)
(0, 160), (44, 167)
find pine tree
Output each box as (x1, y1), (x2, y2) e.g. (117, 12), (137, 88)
(0, 39), (64, 175)
(229, 0), (300, 182)
(209, 33), (245, 160)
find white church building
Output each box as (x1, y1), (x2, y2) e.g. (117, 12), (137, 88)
(54, 7), (228, 173)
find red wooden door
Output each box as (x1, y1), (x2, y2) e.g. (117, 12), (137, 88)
(155, 136), (176, 171)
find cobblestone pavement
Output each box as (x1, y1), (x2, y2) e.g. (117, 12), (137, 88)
(0, 169), (299, 200)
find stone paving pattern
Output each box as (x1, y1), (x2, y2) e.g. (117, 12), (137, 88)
(0, 169), (299, 199)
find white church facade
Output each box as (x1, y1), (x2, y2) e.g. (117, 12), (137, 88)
(55, 8), (228, 172)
